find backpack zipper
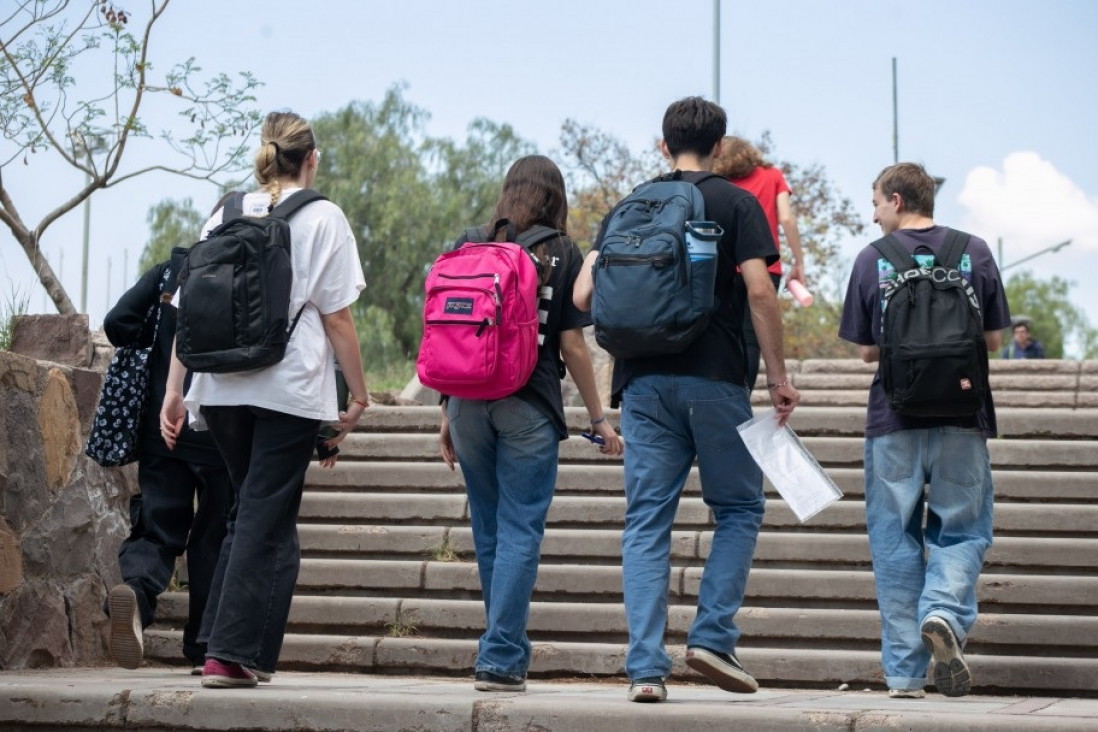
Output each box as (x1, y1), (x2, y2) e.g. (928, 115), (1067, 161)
(600, 253), (674, 267)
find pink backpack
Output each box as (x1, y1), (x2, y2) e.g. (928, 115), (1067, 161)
(417, 222), (555, 400)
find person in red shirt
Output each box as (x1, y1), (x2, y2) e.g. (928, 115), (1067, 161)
(714, 137), (806, 389)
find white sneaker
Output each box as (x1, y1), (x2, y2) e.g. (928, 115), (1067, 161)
(889, 688), (926, 699)
(107, 584), (143, 670)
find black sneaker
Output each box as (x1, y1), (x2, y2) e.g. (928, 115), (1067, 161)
(474, 670), (526, 692)
(628, 677), (667, 703)
(685, 646), (758, 693)
(921, 616), (971, 697)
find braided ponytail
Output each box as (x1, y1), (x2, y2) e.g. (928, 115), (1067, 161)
(253, 111), (316, 213)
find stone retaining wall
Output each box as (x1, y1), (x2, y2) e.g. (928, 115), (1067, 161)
(0, 316), (133, 669)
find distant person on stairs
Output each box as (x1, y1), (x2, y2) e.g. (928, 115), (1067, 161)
(1001, 322), (1045, 359)
(839, 162), (1011, 698)
(436, 155), (623, 694)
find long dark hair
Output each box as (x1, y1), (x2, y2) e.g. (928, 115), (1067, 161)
(488, 155), (568, 237)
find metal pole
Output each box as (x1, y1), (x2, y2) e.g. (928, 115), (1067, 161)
(892, 57), (899, 163)
(998, 237), (1004, 269)
(713, 0), (720, 104)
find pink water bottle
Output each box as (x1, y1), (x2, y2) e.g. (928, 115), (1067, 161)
(787, 279), (814, 307)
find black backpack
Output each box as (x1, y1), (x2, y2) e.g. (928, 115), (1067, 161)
(592, 171), (723, 359)
(872, 229), (988, 417)
(176, 189), (326, 373)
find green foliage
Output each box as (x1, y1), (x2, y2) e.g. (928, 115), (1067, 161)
(311, 87), (533, 365)
(0, 283), (30, 351)
(1002, 271), (1098, 359)
(138, 197), (205, 273)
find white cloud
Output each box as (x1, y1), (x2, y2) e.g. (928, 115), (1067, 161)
(958, 151), (1098, 259)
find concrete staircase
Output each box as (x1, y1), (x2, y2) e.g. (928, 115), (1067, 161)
(146, 359), (1098, 694)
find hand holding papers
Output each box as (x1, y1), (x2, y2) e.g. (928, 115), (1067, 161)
(737, 409), (843, 522)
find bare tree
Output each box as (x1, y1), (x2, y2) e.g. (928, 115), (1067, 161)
(0, 0), (261, 313)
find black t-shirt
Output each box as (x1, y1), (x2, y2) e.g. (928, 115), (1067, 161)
(103, 249), (222, 466)
(593, 171), (777, 402)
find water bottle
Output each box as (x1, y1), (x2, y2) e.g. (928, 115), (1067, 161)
(685, 221), (722, 261)
(787, 279), (814, 307)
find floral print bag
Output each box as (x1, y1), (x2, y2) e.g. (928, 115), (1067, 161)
(85, 267), (172, 467)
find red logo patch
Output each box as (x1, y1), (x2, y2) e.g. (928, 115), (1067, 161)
(960, 378), (972, 391)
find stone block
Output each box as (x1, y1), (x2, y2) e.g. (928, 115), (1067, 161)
(2, 389), (51, 534)
(38, 367), (82, 490)
(0, 517), (22, 594)
(10, 314), (91, 368)
(375, 636), (477, 671)
(296, 558), (423, 591)
(21, 483), (98, 578)
(0, 579), (73, 668)
(64, 575), (109, 663)
(67, 367), (104, 435)
(0, 349), (39, 393)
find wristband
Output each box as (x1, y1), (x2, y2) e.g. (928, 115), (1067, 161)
(767, 379), (790, 390)
(353, 397), (369, 409)
(590, 415), (606, 426)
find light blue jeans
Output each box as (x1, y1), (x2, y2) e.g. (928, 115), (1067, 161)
(447, 396), (559, 680)
(620, 374), (764, 680)
(864, 427), (994, 691)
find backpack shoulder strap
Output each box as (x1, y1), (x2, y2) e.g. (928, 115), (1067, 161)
(268, 189), (327, 221)
(221, 191), (246, 221)
(938, 228), (971, 269)
(871, 234), (916, 272)
(515, 225), (562, 250)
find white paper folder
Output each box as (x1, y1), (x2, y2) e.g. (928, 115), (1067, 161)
(736, 409), (843, 522)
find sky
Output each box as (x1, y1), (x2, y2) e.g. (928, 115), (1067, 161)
(3, 0), (1098, 355)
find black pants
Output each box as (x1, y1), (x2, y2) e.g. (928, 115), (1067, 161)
(740, 273), (784, 391)
(198, 405), (319, 673)
(117, 452), (232, 664)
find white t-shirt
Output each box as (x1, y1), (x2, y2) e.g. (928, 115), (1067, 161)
(181, 187), (366, 427)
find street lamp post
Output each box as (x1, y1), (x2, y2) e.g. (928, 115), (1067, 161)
(712, 0), (720, 104)
(1000, 239), (1072, 272)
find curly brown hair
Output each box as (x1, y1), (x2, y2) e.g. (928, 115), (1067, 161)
(712, 136), (770, 180)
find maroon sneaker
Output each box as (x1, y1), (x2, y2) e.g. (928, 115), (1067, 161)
(201, 658), (258, 688)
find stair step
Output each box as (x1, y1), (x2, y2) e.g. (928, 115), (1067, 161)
(305, 462), (1098, 504)
(332, 430), (1098, 471)
(297, 492), (1098, 535)
(154, 592), (1098, 655)
(142, 630), (1098, 693)
(295, 527), (1098, 570)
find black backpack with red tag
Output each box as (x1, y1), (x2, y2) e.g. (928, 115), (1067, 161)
(872, 229), (988, 417)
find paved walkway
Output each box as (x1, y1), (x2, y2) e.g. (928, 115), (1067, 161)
(2, 668), (1096, 731)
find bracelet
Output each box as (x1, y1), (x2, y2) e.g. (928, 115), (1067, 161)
(590, 415), (606, 426)
(353, 397), (369, 409)
(767, 379), (790, 390)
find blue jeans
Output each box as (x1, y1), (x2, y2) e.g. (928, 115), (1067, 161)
(620, 374), (764, 680)
(447, 396), (559, 680)
(198, 406), (319, 673)
(864, 427), (994, 690)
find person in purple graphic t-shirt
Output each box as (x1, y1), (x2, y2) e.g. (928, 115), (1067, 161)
(839, 163), (1011, 699)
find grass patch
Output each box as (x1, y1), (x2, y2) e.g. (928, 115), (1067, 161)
(0, 284), (30, 351)
(429, 536), (461, 562)
(365, 359), (416, 394)
(386, 609), (419, 638)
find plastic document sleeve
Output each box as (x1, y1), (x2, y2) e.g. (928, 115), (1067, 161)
(736, 409), (843, 523)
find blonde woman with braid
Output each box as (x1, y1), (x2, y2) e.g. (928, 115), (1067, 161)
(161, 111), (369, 688)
